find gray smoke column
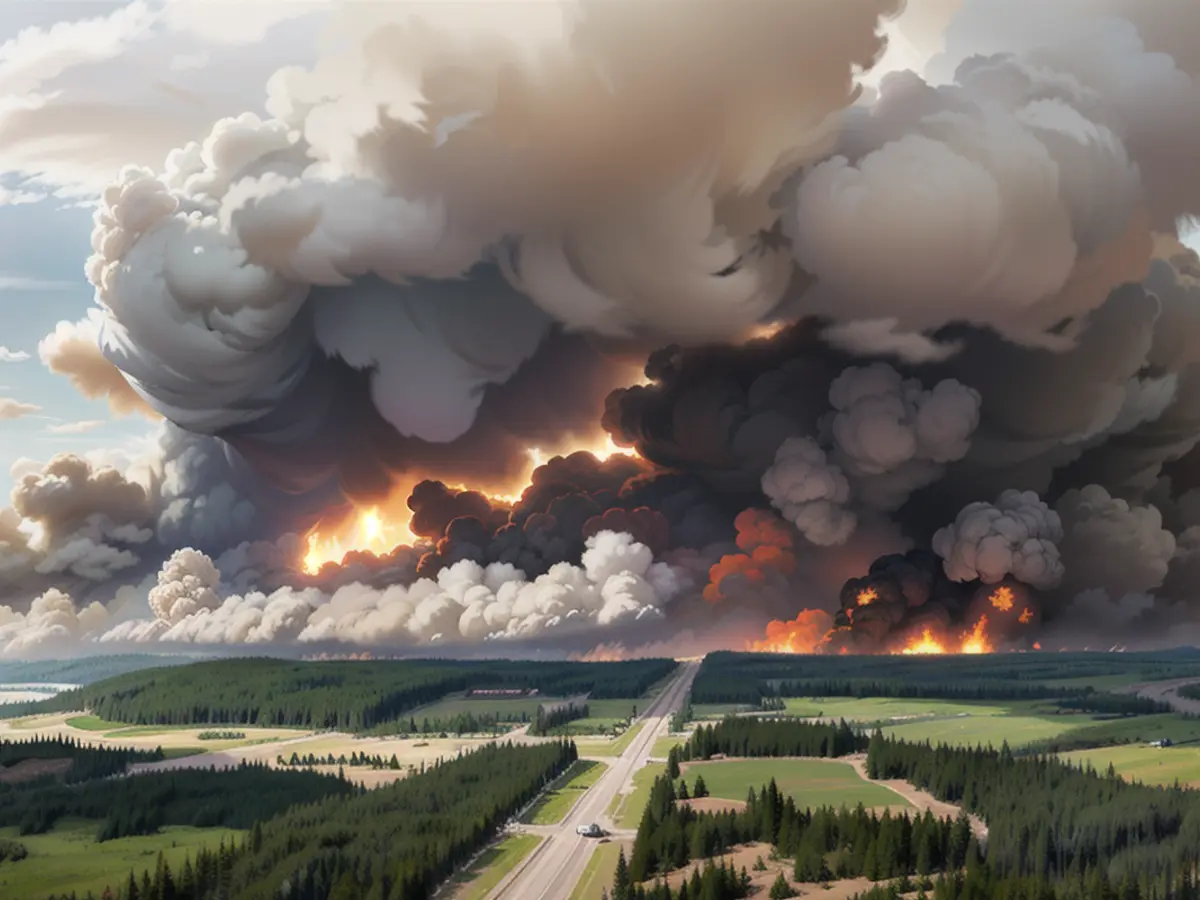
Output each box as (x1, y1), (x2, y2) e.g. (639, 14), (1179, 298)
(933, 490), (1064, 588)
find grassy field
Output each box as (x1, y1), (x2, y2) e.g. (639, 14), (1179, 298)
(610, 763), (667, 829)
(64, 714), (126, 732)
(1024, 714), (1200, 753)
(449, 833), (542, 900)
(577, 722), (646, 758)
(522, 761), (608, 825)
(651, 735), (686, 758)
(681, 758), (908, 811)
(882, 712), (1090, 748)
(569, 840), (630, 900)
(1061, 744), (1200, 787)
(0, 819), (243, 900)
(692, 703), (755, 720)
(788, 697), (1019, 722)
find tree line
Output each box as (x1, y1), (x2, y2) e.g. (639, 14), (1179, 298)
(0, 736), (163, 783)
(531, 701), (589, 736)
(10, 657), (675, 731)
(277, 750), (408, 771)
(626, 771), (968, 886)
(0, 759), (352, 841)
(690, 650), (1200, 704)
(671, 717), (867, 766)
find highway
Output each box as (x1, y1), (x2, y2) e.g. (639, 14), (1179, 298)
(486, 659), (699, 900)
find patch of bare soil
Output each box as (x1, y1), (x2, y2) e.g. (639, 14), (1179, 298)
(0, 757), (72, 784)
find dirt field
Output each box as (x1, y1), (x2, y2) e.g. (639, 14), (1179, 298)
(842, 755), (987, 840)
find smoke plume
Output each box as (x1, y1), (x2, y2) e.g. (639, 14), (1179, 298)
(7, 0), (1200, 656)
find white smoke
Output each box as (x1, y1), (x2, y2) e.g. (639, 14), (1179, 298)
(99, 530), (681, 648)
(932, 489), (1065, 588)
(147, 548), (222, 624)
(761, 437), (856, 547)
(0, 589), (109, 659)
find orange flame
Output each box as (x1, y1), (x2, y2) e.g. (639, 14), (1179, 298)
(900, 627), (947, 655)
(856, 587), (878, 606)
(748, 610), (834, 654)
(300, 431), (641, 574)
(960, 616), (993, 654)
(989, 586), (1015, 612)
(1033, 642), (1042, 650)
(1019, 607), (1034, 624)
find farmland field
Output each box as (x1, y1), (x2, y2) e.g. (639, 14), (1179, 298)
(679, 758), (908, 811)
(1061, 744), (1200, 787)
(881, 710), (1091, 748)
(788, 697), (1019, 722)
(577, 722), (645, 757)
(522, 760), (608, 825)
(0, 819), (242, 900)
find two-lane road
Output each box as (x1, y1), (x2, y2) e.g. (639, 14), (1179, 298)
(487, 660), (698, 900)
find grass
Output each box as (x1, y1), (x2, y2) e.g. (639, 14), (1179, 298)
(681, 758), (908, 811)
(65, 714), (127, 732)
(577, 722), (646, 757)
(450, 833), (542, 900)
(522, 761), (608, 825)
(408, 695), (555, 723)
(1023, 714), (1200, 753)
(569, 839), (628, 900)
(651, 736), (686, 759)
(610, 764), (667, 829)
(882, 712), (1091, 749)
(1061, 744), (1200, 787)
(692, 703), (755, 720)
(790, 697), (1019, 723)
(0, 819), (243, 900)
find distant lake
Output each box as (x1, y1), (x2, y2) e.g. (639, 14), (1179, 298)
(0, 683), (78, 704)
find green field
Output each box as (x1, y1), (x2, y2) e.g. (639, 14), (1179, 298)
(610, 764), (667, 829)
(548, 699), (641, 736)
(0, 819), (243, 900)
(450, 833), (542, 900)
(65, 714), (127, 732)
(1061, 744), (1200, 787)
(882, 712), (1091, 748)
(692, 703), (755, 720)
(1024, 714), (1200, 753)
(522, 761), (608, 825)
(681, 758), (908, 811)
(651, 735), (686, 758)
(569, 840), (628, 900)
(789, 697), (1019, 722)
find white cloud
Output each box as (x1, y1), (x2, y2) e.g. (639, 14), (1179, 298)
(0, 398), (40, 419)
(0, 185), (43, 205)
(0, 347), (29, 362)
(46, 419), (104, 435)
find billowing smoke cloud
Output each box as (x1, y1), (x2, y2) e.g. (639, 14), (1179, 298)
(932, 490), (1064, 589)
(10, 0), (1200, 656)
(96, 530), (683, 650)
(38, 312), (159, 419)
(0, 589), (109, 659)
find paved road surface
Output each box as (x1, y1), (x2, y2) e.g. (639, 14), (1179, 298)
(487, 660), (698, 900)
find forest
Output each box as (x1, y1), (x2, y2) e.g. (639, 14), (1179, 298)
(0, 760), (352, 840)
(690, 650), (1200, 704)
(625, 717), (1200, 900)
(0, 736), (163, 782)
(530, 701), (590, 736)
(6, 657), (676, 730)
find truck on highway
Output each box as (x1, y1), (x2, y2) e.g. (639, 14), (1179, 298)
(575, 823), (604, 838)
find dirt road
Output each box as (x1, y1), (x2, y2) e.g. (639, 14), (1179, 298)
(485, 661), (699, 900)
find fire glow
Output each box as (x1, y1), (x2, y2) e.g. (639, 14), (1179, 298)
(301, 434), (640, 574)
